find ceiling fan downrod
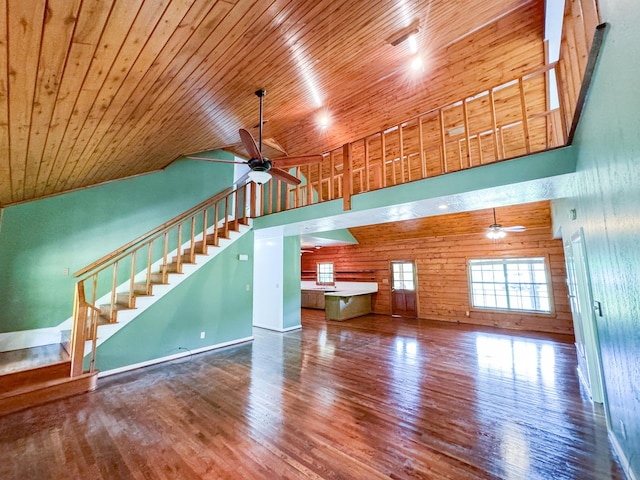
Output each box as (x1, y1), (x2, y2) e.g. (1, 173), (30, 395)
(255, 89), (266, 153)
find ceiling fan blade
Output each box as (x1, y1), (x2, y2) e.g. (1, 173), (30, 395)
(239, 128), (263, 160)
(186, 156), (247, 165)
(271, 154), (324, 168)
(270, 167), (302, 186)
(502, 226), (527, 232)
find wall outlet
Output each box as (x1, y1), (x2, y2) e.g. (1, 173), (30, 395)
(465, 310), (470, 317)
(63, 267), (70, 276)
(200, 331), (205, 339)
(246, 283), (250, 291)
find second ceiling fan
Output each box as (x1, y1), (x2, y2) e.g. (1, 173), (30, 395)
(486, 208), (526, 239)
(189, 89), (323, 185)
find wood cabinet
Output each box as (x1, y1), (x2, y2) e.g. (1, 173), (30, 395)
(301, 290), (326, 309)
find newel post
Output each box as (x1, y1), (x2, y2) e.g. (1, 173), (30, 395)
(343, 142), (353, 211)
(70, 283), (88, 377)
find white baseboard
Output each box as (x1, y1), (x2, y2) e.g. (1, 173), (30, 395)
(609, 431), (637, 480)
(254, 324), (302, 333)
(98, 335), (254, 378)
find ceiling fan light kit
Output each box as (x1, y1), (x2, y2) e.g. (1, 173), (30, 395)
(248, 170), (272, 184)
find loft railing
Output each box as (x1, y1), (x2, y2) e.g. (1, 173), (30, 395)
(256, 62), (568, 215)
(69, 177), (256, 377)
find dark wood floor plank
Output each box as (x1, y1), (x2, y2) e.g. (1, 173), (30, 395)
(0, 310), (624, 479)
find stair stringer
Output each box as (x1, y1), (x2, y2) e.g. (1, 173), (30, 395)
(84, 222), (253, 353)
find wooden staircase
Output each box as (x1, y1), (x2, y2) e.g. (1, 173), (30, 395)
(0, 360), (97, 416)
(91, 217), (250, 330)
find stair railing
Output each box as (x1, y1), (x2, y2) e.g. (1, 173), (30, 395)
(70, 176), (256, 376)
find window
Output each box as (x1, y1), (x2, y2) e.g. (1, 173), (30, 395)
(316, 262), (334, 285)
(391, 262), (415, 291)
(468, 258), (551, 313)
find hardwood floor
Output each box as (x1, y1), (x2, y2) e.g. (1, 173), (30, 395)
(0, 310), (624, 479)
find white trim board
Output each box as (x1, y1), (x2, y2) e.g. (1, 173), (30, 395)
(98, 336), (254, 378)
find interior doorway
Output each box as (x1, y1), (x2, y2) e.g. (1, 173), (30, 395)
(391, 261), (418, 318)
(564, 229), (606, 406)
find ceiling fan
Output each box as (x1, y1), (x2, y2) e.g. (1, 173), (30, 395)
(486, 208), (526, 239)
(188, 89), (323, 185)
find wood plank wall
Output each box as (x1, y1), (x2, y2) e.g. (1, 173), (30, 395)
(557, 0), (601, 131)
(301, 202), (573, 335)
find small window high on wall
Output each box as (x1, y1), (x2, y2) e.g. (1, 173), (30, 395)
(468, 258), (552, 313)
(316, 262), (335, 285)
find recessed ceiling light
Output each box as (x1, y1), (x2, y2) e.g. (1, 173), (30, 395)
(318, 113), (330, 129)
(408, 34), (418, 54)
(410, 55), (423, 72)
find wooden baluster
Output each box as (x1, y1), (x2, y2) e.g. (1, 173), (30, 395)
(201, 208), (208, 254)
(223, 196), (229, 238)
(317, 158), (323, 202)
(362, 137), (369, 191)
(343, 143), (353, 211)
(554, 65), (569, 144)
(295, 167), (301, 207)
(306, 164), (313, 205)
(162, 231), (169, 280)
(235, 188), (241, 228)
(146, 241), (153, 294)
(213, 203), (219, 246)
(381, 132), (387, 187)
(418, 117), (426, 179)
(189, 216), (196, 263)
(284, 181), (290, 210)
(398, 126), (405, 183)
(519, 77), (531, 153)
(478, 135), (485, 165)
(176, 224), (183, 274)
(128, 250), (136, 308)
(488, 89), (500, 161)
(458, 140), (464, 170)
(110, 262), (118, 322)
(272, 180), (279, 212)
(329, 150), (335, 200)
(462, 98), (472, 167)
(439, 109), (447, 174)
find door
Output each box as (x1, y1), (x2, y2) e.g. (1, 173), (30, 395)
(391, 261), (417, 317)
(564, 230), (606, 404)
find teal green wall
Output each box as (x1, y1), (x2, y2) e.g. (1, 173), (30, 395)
(94, 232), (254, 372)
(282, 235), (301, 329)
(552, 1), (639, 476)
(0, 157), (234, 333)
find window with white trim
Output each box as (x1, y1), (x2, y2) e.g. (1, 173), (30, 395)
(468, 258), (551, 313)
(316, 262), (335, 285)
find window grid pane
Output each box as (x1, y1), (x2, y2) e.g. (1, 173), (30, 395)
(469, 258), (551, 313)
(317, 263), (334, 284)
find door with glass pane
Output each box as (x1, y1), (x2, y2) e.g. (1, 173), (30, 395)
(391, 261), (417, 317)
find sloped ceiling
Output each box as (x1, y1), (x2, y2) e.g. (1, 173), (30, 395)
(0, 0), (544, 206)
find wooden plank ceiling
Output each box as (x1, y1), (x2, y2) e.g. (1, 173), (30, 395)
(0, 0), (544, 206)
(348, 201), (553, 244)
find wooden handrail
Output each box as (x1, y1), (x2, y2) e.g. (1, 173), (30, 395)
(74, 173), (249, 278)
